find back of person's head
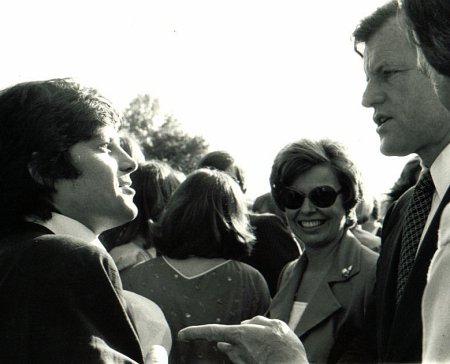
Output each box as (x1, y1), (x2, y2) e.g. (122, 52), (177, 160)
(353, 0), (399, 56)
(389, 155), (422, 200)
(401, 0), (450, 78)
(381, 155), (422, 216)
(154, 168), (255, 259)
(270, 138), (361, 227)
(252, 192), (285, 221)
(0, 78), (121, 227)
(197, 150), (247, 193)
(101, 159), (184, 250)
(355, 188), (379, 227)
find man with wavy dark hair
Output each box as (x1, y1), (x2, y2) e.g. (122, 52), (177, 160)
(400, 0), (450, 111)
(0, 79), (145, 362)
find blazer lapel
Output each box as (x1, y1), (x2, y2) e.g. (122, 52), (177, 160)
(270, 256), (307, 323)
(295, 232), (362, 338)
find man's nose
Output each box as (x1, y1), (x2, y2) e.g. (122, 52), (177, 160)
(362, 81), (385, 108)
(119, 148), (138, 173)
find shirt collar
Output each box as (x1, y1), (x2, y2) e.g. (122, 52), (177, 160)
(430, 143), (450, 201)
(27, 212), (106, 252)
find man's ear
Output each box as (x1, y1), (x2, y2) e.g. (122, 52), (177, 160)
(27, 152), (49, 187)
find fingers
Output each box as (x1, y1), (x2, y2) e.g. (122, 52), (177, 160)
(217, 342), (248, 364)
(241, 315), (272, 326)
(241, 316), (289, 334)
(217, 342), (232, 353)
(178, 324), (242, 343)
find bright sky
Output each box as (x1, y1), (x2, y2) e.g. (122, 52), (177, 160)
(0, 0), (411, 200)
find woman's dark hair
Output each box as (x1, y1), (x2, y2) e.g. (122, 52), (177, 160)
(101, 160), (184, 250)
(153, 168), (255, 259)
(270, 139), (361, 227)
(0, 78), (121, 227)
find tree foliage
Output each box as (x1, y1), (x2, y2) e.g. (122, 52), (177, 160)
(121, 94), (208, 174)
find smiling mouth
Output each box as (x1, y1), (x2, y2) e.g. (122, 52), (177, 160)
(300, 220), (325, 228)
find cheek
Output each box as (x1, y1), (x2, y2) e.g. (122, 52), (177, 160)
(329, 206), (347, 224)
(435, 75), (450, 111)
(285, 210), (298, 231)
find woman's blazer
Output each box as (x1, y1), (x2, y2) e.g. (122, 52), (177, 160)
(269, 231), (378, 364)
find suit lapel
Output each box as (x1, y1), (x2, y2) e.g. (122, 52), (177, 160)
(373, 188), (412, 355)
(386, 186), (450, 356)
(295, 232), (362, 337)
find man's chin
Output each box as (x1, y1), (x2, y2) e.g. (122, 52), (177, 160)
(124, 204), (138, 222)
(109, 204), (138, 228)
(379, 142), (408, 157)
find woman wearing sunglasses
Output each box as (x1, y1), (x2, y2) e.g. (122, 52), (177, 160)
(268, 138), (378, 364)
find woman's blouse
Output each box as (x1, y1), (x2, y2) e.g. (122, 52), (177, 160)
(121, 256), (271, 364)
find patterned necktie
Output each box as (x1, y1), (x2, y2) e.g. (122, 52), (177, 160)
(396, 170), (434, 305)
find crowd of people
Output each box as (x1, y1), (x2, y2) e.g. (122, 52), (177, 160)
(1, 0), (450, 363)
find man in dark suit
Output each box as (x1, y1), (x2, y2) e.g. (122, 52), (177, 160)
(350, 1), (450, 362)
(0, 79), (145, 363)
(395, 0), (450, 361)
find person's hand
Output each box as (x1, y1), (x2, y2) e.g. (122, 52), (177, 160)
(178, 316), (308, 364)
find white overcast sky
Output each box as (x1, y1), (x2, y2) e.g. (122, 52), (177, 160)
(0, 0), (410, 200)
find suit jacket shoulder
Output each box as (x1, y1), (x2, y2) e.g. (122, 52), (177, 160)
(0, 222), (143, 363)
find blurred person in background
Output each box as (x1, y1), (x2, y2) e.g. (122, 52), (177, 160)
(252, 191), (286, 223)
(380, 155), (421, 220)
(351, 186), (381, 252)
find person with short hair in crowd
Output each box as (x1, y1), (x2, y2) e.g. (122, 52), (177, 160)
(269, 138), (378, 364)
(347, 1), (450, 361)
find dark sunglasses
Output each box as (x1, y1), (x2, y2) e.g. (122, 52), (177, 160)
(278, 186), (342, 209)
